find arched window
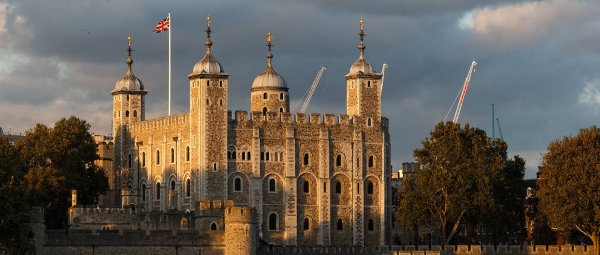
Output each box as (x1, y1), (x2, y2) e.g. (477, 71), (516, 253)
(206, 98), (209, 105)
(142, 152), (146, 166)
(303, 153), (309, 166)
(279, 107), (283, 113)
(268, 213), (278, 230)
(304, 218), (310, 230)
(185, 179), (191, 197)
(337, 219), (343, 230)
(156, 182), (161, 200)
(127, 181), (132, 189)
(242, 152), (246, 161)
(186, 146), (190, 161)
(171, 148), (175, 163)
(206, 80), (210, 87)
(211, 222), (218, 230)
(357, 182), (360, 194)
(367, 81), (371, 87)
(367, 118), (372, 127)
(219, 81), (223, 87)
(125, 110), (129, 117)
(280, 93), (283, 100)
(368, 219), (374, 231)
(266, 152), (270, 161)
(261, 152), (264, 161)
(248, 152), (251, 160)
(142, 183), (146, 201)
(367, 181), (374, 194)
(262, 107), (267, 116)
(368, 156), (374, 168)
(128, 154), (132, 169)
(263, 93), (268, 99)
(303, 180), (309, 193)
(234, 177), (242, 192)
(227, 151), (231, 159)
(279, 152), (283, 161)
(269, 178), (276, 192)
(336, 181), (341, 194)
(336, 154), (342, 167)
(232, 151), (236, 159)
(156, 150), (160, 165)
(171, 180), (176, 191)
(213, 163), (217, 171)
(127, 95), (129, 101)
(133, 110), (137, 117)
(275, 152), (278, 161)
(219, 99), (223, 106)
(323, 182), (327, 192)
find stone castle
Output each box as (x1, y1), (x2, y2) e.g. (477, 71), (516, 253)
(68, 15), (392, 251)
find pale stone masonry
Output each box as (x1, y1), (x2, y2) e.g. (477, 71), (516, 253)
(85, 17), (392, 248)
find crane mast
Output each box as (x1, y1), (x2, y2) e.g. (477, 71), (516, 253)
(452, 60), (477, 123)
(299, 66), (326, 113)
(496, 118), (504, 140)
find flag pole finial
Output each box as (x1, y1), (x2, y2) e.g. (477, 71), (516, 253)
(357, 18), (366, 56)
(204, 14), (213, 50)
(265, 31), (273, 66)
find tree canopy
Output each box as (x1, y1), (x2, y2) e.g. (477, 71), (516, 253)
(0, 136), (34, 254)
(538, 125), (600, 254)
(396, 121), (525, 245)
(15, 116), (108, 228)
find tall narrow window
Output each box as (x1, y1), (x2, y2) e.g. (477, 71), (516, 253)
(206, 80), (210, 86)
(280, 93), (283, 100)
(268, 213), (278, 230)
(248, 152), (251, 160)
(266, 152), (270, 161)
(262, 107), (267, 116)
(261, 152), (264, 161)
(263, 93), (268, 99)
(367, 181), (374, 194)
(242, 152), (246, 161)
(206, 98), (209, 105)
(213, 163), (217, 171)
(232, 151), (236, 159)
(269, 178), (276, 192)
(219, 99), (223, 106)
(324, 182), (327, 192)
(127, 95), (130, 101)
(304, 218), (310, 230)
(367, 118), (372, 127)
(367, 81), (371, 87)
(280, 107), (283, 113)
(336, 155), (342, 167)
(219, 81), (223, 87)
(303, 153), (309, 166)
(337, 219), (343, 230)
(336, 181), (341, 194)
(171, 148), (175, 163)
(357, 182), (360, 194)
(211, 222), (218, 230)
(133, 110), (137, 117)
(228, 151), (231, 159)
(368, 156), (374, 168)
(234, 177), (242, 192)
(142, 152), (146, 167)
(185, 179), (191, 197)
(171, 180), (176, 191)
(303, 181), (310, 193)
(125, 110), (129, 117)
(156, 182), (161, 200)
(156, 150), (160, 165)
(128, 154), (132, 169)
(142, 183), (146, 201)
(368, 219), (374, 231)
(186, 146), (190, 161)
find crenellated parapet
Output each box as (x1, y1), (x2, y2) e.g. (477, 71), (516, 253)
(127, 112), (189, 132)
(228, 110), (359, 128)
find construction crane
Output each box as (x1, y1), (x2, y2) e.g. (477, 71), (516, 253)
(444, 60), (477, 123)
(496, 118), (504, 140)
(292, 67), (326, 113)
(379, 63), (388, 94)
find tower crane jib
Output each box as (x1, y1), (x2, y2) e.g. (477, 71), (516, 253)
(380, 63), (388, 94)
(452, 60), (477, 123)
(299, 66), (326, 113)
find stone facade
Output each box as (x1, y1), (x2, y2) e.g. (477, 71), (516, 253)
(83, 17), (392, 248)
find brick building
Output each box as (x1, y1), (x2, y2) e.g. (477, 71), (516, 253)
(90, 17), (392, 247)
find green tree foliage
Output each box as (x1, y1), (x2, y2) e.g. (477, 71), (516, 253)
(16, 116), (109, 228)
(0, 136), (34, 254)
(538, 125), (600, 255)
(396, 121), (525, 245)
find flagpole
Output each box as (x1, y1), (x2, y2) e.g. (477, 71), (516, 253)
(168, 11), (172, 116)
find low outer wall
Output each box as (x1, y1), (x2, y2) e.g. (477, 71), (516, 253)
(44, 245), (223, 255)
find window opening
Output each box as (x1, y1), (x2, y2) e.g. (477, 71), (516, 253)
(186, 179), (191, 197)
(336, 155), (342, 167)
(303, 180), (309, 193)
(269, 178), (276, 192)
(337, 219), (343, 230)
(156, 182), (161, 200)
(367, 181), (374, 194)
(171, 180), (176, 191)
(234, 177), (242, 192)
(303, 154), (309, 166)
(368, 156), (374, 168)
(269, 213), (277, 230)
(336, 181), (341, 194)
(304, 218), (310, 230)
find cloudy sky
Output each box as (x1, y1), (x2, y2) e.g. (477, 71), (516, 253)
(2, 0), (600, 179)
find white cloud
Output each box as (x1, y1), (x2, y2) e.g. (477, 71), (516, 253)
(578, 79), (600, 112)
(466, 0), (600, 49)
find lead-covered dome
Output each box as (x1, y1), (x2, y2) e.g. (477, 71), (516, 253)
(191, 15), (224, 76)
(348, 18), (375, 75)
(113, 37), (145, 93)
(251, 32), (287, 89)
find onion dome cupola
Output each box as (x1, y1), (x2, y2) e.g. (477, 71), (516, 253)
(348, 18), (375, 75)
(112, 36), (147, 94)
(250, 31), (290, 115)
(191, 15), (226, 76)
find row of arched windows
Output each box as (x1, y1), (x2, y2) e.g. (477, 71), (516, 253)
(192, 80), (224, 88)
(232, 177), (375, 195)
(261, 151), (284, 162)
(114, 110), (138, 118)
(139, 177), (192, 202)
(262, 92), (285, 100)
(133, 147), (191, 167)
(266, 213), (375, 232)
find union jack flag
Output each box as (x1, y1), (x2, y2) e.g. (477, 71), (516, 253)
(153, 15), (170, 33)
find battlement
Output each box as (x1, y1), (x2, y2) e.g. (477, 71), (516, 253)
(229, 110), (359, 127)
(45, 229), (225, 246)
(224, 206), (256, 224)
(197, 200), (234, 217)
(258, 245), (593, 255)
(127, 112), (189, 132)
(71, 205), (137, 215)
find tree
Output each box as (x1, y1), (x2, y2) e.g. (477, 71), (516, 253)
(0, 136), (35, 254)
(16, 116), (109, 228)
(396, 121), (523, 245)
(538, 125), (600, 255)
